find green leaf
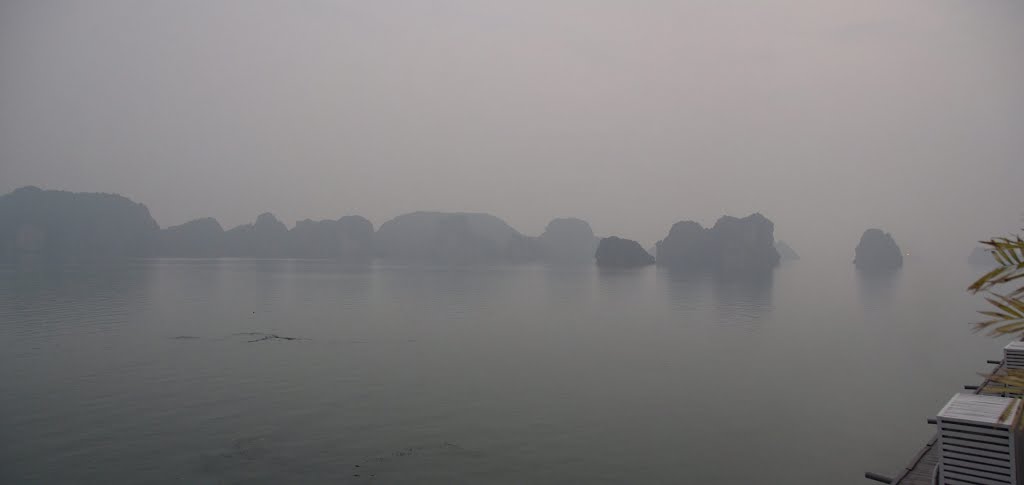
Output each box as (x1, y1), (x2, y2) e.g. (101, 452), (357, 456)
(970, 266), (1009, 293)
(986, 296), (1023, 318)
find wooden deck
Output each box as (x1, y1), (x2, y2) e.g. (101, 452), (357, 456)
(870, 361), (1006, 484)
(889, 434), (938, 484)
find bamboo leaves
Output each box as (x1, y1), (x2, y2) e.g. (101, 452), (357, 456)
(969, 232), (1024, 337)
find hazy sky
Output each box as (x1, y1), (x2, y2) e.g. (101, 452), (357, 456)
(1, 1), (1022, 258)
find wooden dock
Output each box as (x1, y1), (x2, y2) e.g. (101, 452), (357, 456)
(868, 360), (1006, 484)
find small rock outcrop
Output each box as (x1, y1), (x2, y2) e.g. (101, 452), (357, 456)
(537, 217), (598, 264)
(968, 246), (996, 266)
(854, 229), (902, 270)
(595, 236), (654, 267)
(0, 186), (381, 261)
(774, 240), (799, 261)
(655, 213), (780, 273)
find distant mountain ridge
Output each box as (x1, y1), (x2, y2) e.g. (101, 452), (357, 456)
(374, 211), (536, 264)
(0, 186), (158, 262)
(1, 187), (797, 273)
(159, 217), (223, 257)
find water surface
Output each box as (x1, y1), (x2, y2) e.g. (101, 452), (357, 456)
(0, 259), (1004, 484)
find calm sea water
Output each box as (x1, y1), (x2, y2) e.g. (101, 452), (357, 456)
(0, 258), (1006, 484)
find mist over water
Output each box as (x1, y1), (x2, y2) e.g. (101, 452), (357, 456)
(1, 1), (1022, 484)
(0, 259), (1004, 484)
(2, 1), (1023, 259)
